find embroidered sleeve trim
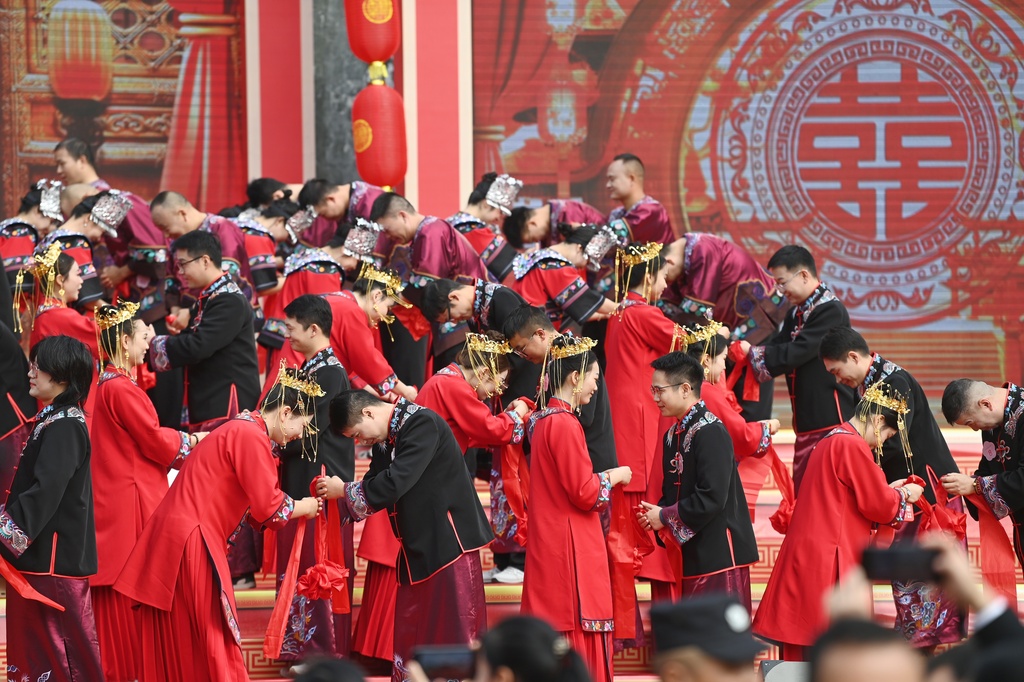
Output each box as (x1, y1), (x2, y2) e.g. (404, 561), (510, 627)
(171, 431), (191, 470)
(268, 495), (295, 528)
(582, 618), (615, 632)
(977, 475), (1011, 520)
(149, 335), (172, 372)
(591, 471), (612, 512)
(659, 505), (696, 545)
(748, 344), (772, 383)
(376, 373), (399, 395)
(891, 488), (910, 526)
(506, 408), (525, 444)
(344, 481), (376, 521)
(0, 510), (30, 557)
(756, 421), (771, 457)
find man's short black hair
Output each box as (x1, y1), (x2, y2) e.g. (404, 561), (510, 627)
(284, 294), (333, 333)
(55, 137), (96, 169)
(767, 244), (817, 277)
(330, 389), (387, 433)
(809, 618), (910, 682)
(150, 190), (190, 213)
(941, 379), (983, 425)
(419, 278), (464, 322)
(650, 351), (703, 396)
(819, 326), (871, 361)
(502, 304), (555, 340)
(247, 177), (286, 207)
(613, 152), (645, 174)
(172, 229), (222, 268)
(298, 179), (337, 209)
(369, 192), (415, 221)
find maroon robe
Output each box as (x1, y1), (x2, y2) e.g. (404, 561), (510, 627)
(92, 179), (170, 323)
(301, 181), (386, 247)
(608, 195), (674, 244)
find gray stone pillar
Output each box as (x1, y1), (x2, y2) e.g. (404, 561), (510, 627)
(312, 0), (362, 182)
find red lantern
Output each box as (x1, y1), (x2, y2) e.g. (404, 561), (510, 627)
(47, 0), (115, 101)
(345, 0), (401, 64)
(352, 83), (407, 188)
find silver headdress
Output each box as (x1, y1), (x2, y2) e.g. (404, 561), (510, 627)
(584, 218), (630, 272)
(344, 217), (383, 262)
(37, 179), (65, 221)
(484, 174), (524, 216)
(286, 207), (317, 244)
(91, 190), (133, 237)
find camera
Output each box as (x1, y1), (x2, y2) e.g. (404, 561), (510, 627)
(862, 545), (940, 583)
(411, 645), (477, 680)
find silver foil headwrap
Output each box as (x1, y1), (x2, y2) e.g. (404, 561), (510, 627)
(585, 218), (630, 272)
(36, 179), (65, 221)
(91, 190), (133, 237)
(484, 174), (524, 216)
(344, 217), (383, 262)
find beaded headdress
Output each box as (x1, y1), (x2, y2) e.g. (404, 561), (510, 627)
(616, 241), (664, 304)
(856, 381), (913, 469)
(464, 332), (513, 398)
(484, 174), (524, 216)
(357, 261), (410, 307)
(96, 300), (140, 331)
(541, 333), (598, 411)
(13, 242), (65, 333)
(95, 300), (141, 369)
(264, 361), (327, 461)
(90, 190), (133, 238)
(345, 218), (383, 262)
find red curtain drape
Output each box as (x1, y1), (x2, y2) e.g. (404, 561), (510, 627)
(160, 2), (246, 211)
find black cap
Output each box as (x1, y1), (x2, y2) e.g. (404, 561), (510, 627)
(650, 595), (766, 664)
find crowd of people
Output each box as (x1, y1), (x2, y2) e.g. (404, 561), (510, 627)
(0, 141), (1020, 682)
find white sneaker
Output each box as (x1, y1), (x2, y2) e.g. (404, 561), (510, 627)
(493, 566), (525, 584)
(481, 567), (499, 582)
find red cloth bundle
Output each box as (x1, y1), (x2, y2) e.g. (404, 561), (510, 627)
(726, 341), (760, 402)
(608, 486), (654, 639)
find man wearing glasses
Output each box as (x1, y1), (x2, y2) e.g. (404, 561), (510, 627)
(148, 229), (260, 432)
(737, 244), (856, 492)
(638, 351), (758, 608)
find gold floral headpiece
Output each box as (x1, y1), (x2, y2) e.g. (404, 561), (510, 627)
(96, 300), (140, 331)
(549, 334), (598, 360)
(618, 241), (663, 268)
(31, 242), (63, 282)
(466, 332), (512, 356)
(358, 261), (411, 308)
(277, 362), (326, 398)
(861, 382), (909, 416)
(685, 319), (724, 346)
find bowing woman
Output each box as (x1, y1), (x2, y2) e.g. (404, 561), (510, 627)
(89, 301), (206, 681)
(521, 334), (632, 682)
(753, 383), (925, 661)
(114, 370), (322, 680)
(1, 335), (103, 679)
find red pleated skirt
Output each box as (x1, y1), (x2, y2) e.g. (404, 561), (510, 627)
(93, 585), (140, 681)
(353, 560), (398, 661)
(563, 628), (613, 682)
(137, 528), (249, 681)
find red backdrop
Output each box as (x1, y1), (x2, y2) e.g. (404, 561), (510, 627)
(473, 0), (1024, 402)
